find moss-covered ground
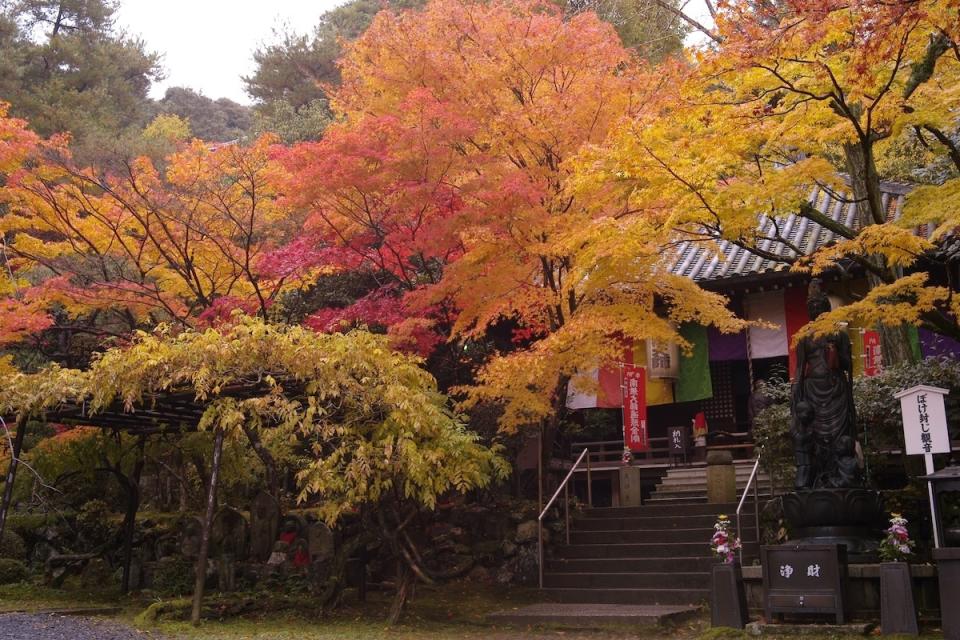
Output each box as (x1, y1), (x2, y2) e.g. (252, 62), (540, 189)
(0, 581), (948, 640)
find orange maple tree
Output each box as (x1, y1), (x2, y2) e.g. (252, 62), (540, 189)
(0, 104), (54, 347)
(276, 0), (745, 430)
(0, 127), (308, 357)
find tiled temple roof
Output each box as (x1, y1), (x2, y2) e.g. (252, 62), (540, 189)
(666, 181), (926, 283)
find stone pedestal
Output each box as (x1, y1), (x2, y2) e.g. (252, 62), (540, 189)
(711, 562), (748, 629)
(707, 450), (736, 504)
(880, 562), (918, 635)
(618, 466), (642, 507)
(781, 489), (885, 560)
(934, 548), (960, 640)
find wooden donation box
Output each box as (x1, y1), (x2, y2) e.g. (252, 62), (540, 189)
(762, 544), (847, 623)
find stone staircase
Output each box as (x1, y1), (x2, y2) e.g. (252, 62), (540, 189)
(540, 498), (762, 606)
(543, 461), (770, 606)
(647, 461), (772, 504)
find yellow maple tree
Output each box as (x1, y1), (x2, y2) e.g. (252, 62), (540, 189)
(575, 0), (960, 358)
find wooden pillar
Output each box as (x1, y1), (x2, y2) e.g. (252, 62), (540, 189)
(191, 429), (224, 625)
(0, 422), (27, 541)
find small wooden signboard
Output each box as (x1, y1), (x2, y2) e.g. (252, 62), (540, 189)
(894, 384), (950, 548)
(762, 544), (847, 624)
(668, 426), (688, 466)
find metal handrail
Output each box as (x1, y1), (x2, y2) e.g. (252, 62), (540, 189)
(735, 450), (762, 564)
(537, 447), (590, 588)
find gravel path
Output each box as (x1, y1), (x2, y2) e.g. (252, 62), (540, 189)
(0, 613), (168, 640)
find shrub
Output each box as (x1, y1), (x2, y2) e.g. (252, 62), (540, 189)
(854, 356), (960, 458)
(752, 356), (960, 489)
(0, 558), (28, 584)
(75, 499), (114, 547)
(151, 558), (195, 597)
(750, 377), (793, 489)
(0, 530), (26, 560)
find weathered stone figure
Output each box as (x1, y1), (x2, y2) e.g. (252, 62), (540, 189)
(791, 279), (862, 489)
(791, 400), (815, 490)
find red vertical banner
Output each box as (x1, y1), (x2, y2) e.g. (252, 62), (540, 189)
(622, 364), (649, 452)
(784, 286), (809, 380)
(863, 330), (882, 376)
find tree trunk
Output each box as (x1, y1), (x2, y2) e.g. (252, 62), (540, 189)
(191, 429), (224, 626)
(0, 422), (27, 541)
(120, 438), (147, 593)
(540, 374), (571, 491)
(843, 141), (917, 367)
(175, 451), (188, 513)
(241, 424), (280, 500)
(387, 560), (413, 625)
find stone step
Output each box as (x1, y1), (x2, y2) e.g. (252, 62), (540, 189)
(583, 502), (748, 518)
(542, 587), (709, 606)
(543, 571), (709, 589)
(654, 482), (768, 493)
(554, 540), (760, 560)
(644, 495), (772, 506)
(569, 527), (758, 545)
(546, 556), (713, 574)
(644, 495), (709, 504)
(650, 489), (770, 499)
(663, 466), (761, 477)
(656, 476), (769, 488)
(486, 603), (700, 627)
(653, 487), (768, 497)
(572, 514), (721, 531)
(663, 468), (763, 478)
(554, 541), (712, 559)
(650, 489), (772, 501)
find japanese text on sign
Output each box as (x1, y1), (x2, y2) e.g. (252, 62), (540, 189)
(895, 385), (950, 456)
(777, 564), (822, 579)
(862, 330), (881, 377)
(621, 365), (649, 452)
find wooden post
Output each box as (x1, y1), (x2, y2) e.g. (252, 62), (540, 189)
(537, 428), (543, 589)
(191, 429), (224, 625)
(586, 453), (592, 508)
(0, 422), (27, 541)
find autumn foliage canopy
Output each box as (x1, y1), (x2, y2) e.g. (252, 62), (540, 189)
(1, 0), (959, 433)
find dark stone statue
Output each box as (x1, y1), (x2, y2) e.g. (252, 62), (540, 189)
(791, 279), (862, 490)
(792, 400), (815, 489)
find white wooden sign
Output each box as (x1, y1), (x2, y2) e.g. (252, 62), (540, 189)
(893, 383), (951, 548)
(894, 384), (950, 456)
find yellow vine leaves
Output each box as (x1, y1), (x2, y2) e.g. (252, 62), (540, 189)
(0, 318), (507, 524)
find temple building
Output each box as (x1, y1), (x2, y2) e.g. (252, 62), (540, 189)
(562, 180), (960, 480)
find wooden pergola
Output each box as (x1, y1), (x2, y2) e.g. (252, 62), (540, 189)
(0, 385), (268, 624)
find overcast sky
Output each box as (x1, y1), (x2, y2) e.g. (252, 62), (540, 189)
(115, 0), (715, 106)
(115, 0), (346, 104)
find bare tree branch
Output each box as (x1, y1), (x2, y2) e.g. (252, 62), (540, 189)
(654, 0), (721, 43)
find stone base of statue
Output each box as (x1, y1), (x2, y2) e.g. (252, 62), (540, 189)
(782, 489), (885, 561)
